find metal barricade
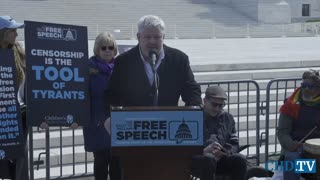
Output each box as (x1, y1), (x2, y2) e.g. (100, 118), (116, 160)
(264, 78), (301, 163)
(29, 126), (93, 180)
(27, 79), (262, 179)
(199, 80), (261, 165)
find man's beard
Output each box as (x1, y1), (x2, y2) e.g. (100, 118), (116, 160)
(205, 108), (220, 117)
(208, 111), (218, 117)
(302, 91), (317, 102)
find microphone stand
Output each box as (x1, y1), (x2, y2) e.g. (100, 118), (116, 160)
(149, 50), (159, 106)
(151, 61), (159, 106)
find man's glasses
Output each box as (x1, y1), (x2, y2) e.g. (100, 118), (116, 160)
(101, 46), (114, 51)
(210, 101), (226, 108)
(301, 82), (319, 89)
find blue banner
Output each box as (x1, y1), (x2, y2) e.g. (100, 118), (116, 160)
(0, 49), (25, 159)
(111, 110), (203, 147)
(24, 21), (90, 126)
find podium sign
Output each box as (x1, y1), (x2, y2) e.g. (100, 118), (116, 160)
(111, 107), (203, 180)
(111, 107), (203, 147)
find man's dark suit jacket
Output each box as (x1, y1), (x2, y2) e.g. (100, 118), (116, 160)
(109, 44), (201, 106)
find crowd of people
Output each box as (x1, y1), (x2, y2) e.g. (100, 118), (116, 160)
(0, 14), (319, 180)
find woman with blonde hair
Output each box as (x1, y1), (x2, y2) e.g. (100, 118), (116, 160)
(83, 32), (121, 180)
(0, 15), (29, 180)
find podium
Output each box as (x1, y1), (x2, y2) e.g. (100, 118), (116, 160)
(111, 106), (203, 180)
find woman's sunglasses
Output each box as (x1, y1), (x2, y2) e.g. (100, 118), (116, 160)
(101, 46), (114, 51)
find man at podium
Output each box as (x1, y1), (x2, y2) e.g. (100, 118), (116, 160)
(108, 15), (201, 107)
(107, 15), (202, 180)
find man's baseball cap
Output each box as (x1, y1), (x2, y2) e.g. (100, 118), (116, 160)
(205, 86), (228, 100)
(0, 16), (24, 30)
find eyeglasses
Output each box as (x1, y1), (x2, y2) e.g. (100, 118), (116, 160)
(209, 101), (226, 108)
(101, 46), (114, 51)
(301, 82), (319, 89)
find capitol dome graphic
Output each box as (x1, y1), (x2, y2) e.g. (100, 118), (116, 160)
(175, 119), (192, 144)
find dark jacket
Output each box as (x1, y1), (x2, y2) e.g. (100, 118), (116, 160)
(83, 57), (113, 152)
(108, 44), (202, 106)
(291, 104), (320, 142)
(278, 103), (320, 151)
(203, 111), (239, 154)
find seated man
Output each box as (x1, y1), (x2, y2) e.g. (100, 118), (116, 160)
(192, 86), (247, 180)
(278, 69), (320, 180)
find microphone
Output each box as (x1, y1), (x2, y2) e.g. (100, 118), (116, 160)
(148, 49), (158, 67)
